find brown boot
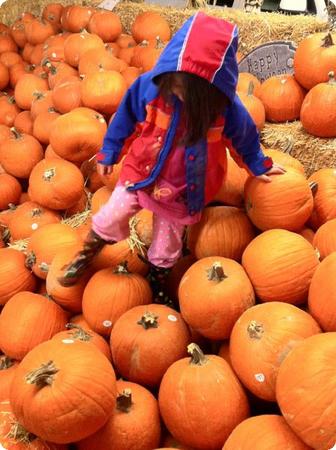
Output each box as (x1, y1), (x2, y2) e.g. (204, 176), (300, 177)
(58, 230), (113, 287)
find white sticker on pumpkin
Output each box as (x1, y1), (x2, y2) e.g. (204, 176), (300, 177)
(31, 223), (38, 230)
(0, 444), (8, 450)
(168, 314), (177, 322)
(62, 339), (75, 344)
(103, 320), (112, 328)
(254, 373), (265, 383)
(328, 443), (336, 450)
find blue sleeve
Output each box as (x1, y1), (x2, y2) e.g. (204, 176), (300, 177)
(96, 74), (150, 165)
(223, 94), (272, 175)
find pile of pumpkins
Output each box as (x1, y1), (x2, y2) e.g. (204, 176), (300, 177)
(0, 2), (336, 450)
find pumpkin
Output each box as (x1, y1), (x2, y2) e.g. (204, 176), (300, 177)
(64, 30), (105, 68)
(82, 262), (152, 336)
(263, 148), (305, 174)
(25, 222), (82, 279)
(30, 90), (54, 119)
(0, 248), (36, 305)
(131, 12), (171, 43)
(276, 333), (336, 449)
(237, 81), (265, 130)
(0, 123), (11, 143)
(65, 5), (95, 33)
(166, 253), (196, 302)
(308, 252), (336, 331)
(179, 257), (255, 340)
(64, 189), (89, 216)
(158, 343), (249, 449)
(25, 18), (56, 46)
(244, 170), (314, 231)
(13, 110), (33, 134)
(14, 73), (48, 110)
(187, 206), (256, 261)
(0, 173), (22, 210)
(32, 108), (60, 145)
(0, 95), (19, 127)
(78, 47), (126, 76)
(78, 380), (161, 450)
(10, 339), (117, 444)
(308, 168), (336, 229)
(21, 43), (34, 63)
(0, 61), (9, 91)
(28, 158), (85, 210)
(242, 229), (320, 304)
(298, 226), (315, 245)
(213, 154), (248, 206)
(46, 243), (92, 313)
(49, 108), (107, 163)
(52, 323), (111, 361)
(122, 66), (142, 87)
(42, 3), (64, 26)
(81, 69), (127, 115)
(0, 51), (23, 68)
(0, 127), (44, 178)
(10, 19), (28, 48)
(0, 355), (18, 401)
(258, 74), (305, 122)
(51, 75), (82, 113)
(91, 185), (113, 214)
(115, 33), (136, 49)
(9, 62), (29, 88)
(223, 415), (312, 449)
(236, 72), (262, 98)
(294, 32), (336, 90)
(111, 304), (190, 386)
(131, 37), (166, 72)
(45, 60), (78, 89)
(0, 34), (18, 53)
(0, 291), (68, 360)
(70, 314), (92, 331)
(313, 217), (336, 260)
(230, 302), (321, 402)
(300, 71), (336, 138)
(41, 33), (68, 65)
(87, 10), (122, 42)
(8, 201), (61, 240)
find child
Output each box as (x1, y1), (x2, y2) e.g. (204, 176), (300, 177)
(59, 12), (285, 301)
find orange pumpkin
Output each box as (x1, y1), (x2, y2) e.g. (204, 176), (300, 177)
(298, 226), (315, 245)
(300, 71), (336, 138)
(30, 90), (54, 119)
(121, 65), (142, 87)
(0, 291), (68, 360)
(115, 33), (136, 49)
(263, 148), (305, 174)
(230, 302), (321, 401)
(14, 73), (49, 110)
(42, 3), (64, 26)
(13, 110), (33, 134)
(64, 30), (104, 68)
(87, 10), (122, 42)
(10, 339), (117, 444)
(0, 33), (18, 53)
(179, 257), (255, 340)
(25, 18), (56, 45)
(78, 47), (126, 76)
(82, 263), (152, 336)
(45, 60), (78, 89)
(223, 415), (312, 449)
(0, 95), (20, 127)
(0, 61), (9, 90)
(0, 51), (23, 68)
(10, 19), (28, 48)
(0, 173), (22, 210)
(276, 333), (336, 449)
(313, 218), (336, 260)
(51, 75), (82, 113)
(187, 206), (256, 261)
(158, 343), (249, 449)
(308, 168), (336, 229)
(65, 5), (95, 33)
(0, 356), (18, 401)
(166, 253), (196, 302)
(111, 304), (190, 386)
(242, 229), (320, 304)
(237, 81), (265, 130)
(131, 12), (171, 43)
(77, 380), (161, 450)
(236, 72), (262, 98)
(33, 108), (60, 145)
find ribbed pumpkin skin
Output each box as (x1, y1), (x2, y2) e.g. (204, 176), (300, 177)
(111, 304), (190, 386)
(179, 257), (255, 340)
(10, 339), (117, 444)
(0, 356), (18, 401)
(158, 351), (249, 450)
(276, 333), (336, 449)
(242, 230), (320, 304)
(237, 90), (265, 130)
(313, 218), (336, 260)
(0, 248), (36, 305)
(187, 206), (256, 261)
(229, 302), (321, 401)
(0, 292), (68, 360)
(244, 171), (313, 232)
(82, 267), (152, 336)
(308, 168), (336, 229)
(308, 253), (336, 331)
(78, 380), (161, 450)
(223, 415), (312, 449)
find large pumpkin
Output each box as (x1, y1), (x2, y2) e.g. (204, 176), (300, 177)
(10, 339), (117, 444)
(308, 252), (336, 331)
(82, 263), (152, 336)
(276, 333), (336, 449)
(111, 304), (190, 386)
(263, 148), (305, 175)
(178, 257), (255, 340)
(308, 168), (336, 229)
(313, 218), (336, 260)
(187, 206), (256, 261)
(64, 30), (104, 67)
(158, 343), (249, 449)
(229, 302), (321, 401)
(223, 415), (311, 449)
(0, 248), (36, 305)
(77, 380), (161, 450)
(242, 230), (320, 304)
(244, 170), (314, 231)
(131, 11), (171, 43)
(87, 10), (122, 42)
(0, 291), (68, 360)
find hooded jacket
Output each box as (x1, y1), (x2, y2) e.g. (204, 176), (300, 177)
(96, 12), (272, 216)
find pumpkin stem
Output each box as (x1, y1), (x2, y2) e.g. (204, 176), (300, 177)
(207, 262), (227, 282)
(187, 343), (208, 366)
(155, 35), (165, 49)
(113, 261), (129, 274)
(38, 262), (49, 273)
(247, 81), (255, 96)
(116, 389), (133, 413)
(7, 203), (17, 211)
(25, 360), (59, 387)
(309, 181), (318, 196)
(247, 320), (264, 339)
(137, 311), (159, 329)
(328, 71), (336, 84)
(6, 422), (35, 444)
(65, 323), (93, 342)
(48, 106), (57, 113)
(31, 208), (42, 217)
(10, 127), (22, 140)
(43, 167), (56, 182)
(321, 32), (334, 47)
(8, 96), (16, 105)
(25, 251), (36, 269)
(0, 354), (14, 370)
(33, 91), (45, 100)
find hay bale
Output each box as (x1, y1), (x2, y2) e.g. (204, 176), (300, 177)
(261, 122), (336, 176)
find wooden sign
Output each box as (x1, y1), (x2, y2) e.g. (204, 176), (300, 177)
(238, 41), (297, 82)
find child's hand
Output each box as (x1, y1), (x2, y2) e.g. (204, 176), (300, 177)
(255, 163), (286, 183)
(97, 163), (113, 176)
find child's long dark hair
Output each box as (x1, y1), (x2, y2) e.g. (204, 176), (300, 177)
(156, 72), (230, 146)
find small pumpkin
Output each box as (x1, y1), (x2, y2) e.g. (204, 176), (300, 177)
(0, 173), (22, 210)
(25, 18), (56, 45)
(63, 30), (105, 68)
(33, 107), (60, 145)
(308, 168), (336, 229)
(263, 147), (305, 175)
(13, 110), (33, 134)
(14, 73), (49, 110)
(44, 60), (78, 89)
(0, 95), (19, 127)
(236, 72), (262, 98)
(131, 12), (171, 43)
(313, 217), (336, 260)
(87, 10), (122, 42)
(78, 47), (126, 76)
(30, 90), (54, 119)
(51, 75), (82, 113)
(237, 81), (265, 130)
(65, 5), (95, 33)
(0, 355), (19, 401)
(42, 3), (64, 26)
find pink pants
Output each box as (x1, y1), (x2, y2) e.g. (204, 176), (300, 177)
(92, 185), (185, 268)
